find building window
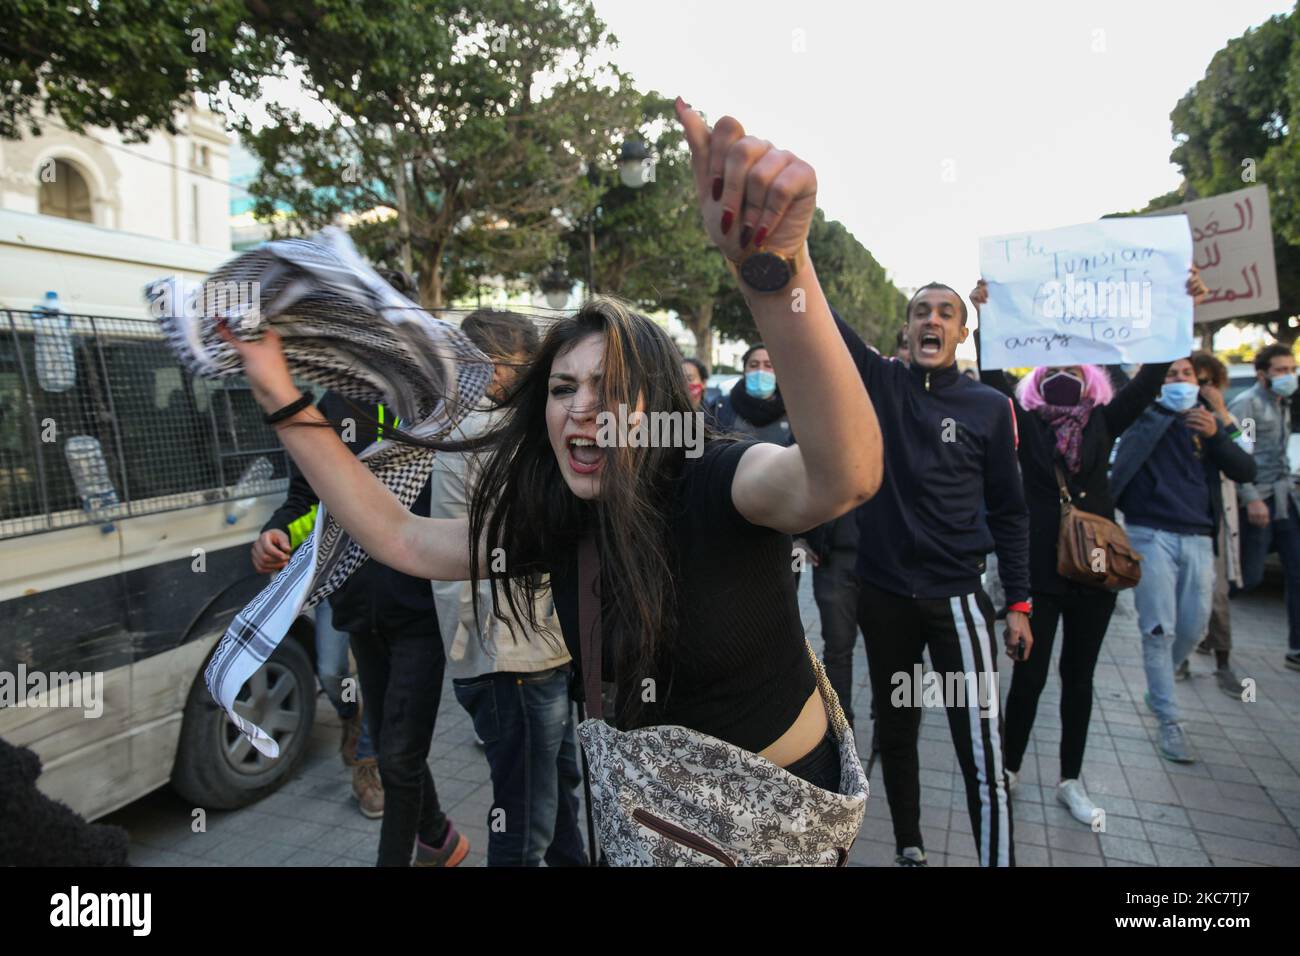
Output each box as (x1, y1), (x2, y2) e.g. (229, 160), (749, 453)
(191, 183), (200, 244)
(37, 159), (93, 223)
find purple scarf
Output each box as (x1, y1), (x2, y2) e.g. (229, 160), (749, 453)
(1036, 397), (1096, 475)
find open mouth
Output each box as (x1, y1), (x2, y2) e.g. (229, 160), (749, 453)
(918, 331), (943, 358)
(567, 436), (604, 476)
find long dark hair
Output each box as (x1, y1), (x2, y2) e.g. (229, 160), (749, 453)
(465, 297), (706, 724)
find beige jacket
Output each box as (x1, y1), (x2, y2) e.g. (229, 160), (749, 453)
(428, 403), (569, 680)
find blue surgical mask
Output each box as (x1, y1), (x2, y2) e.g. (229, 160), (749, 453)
(745, 370), (776, 399)
(1158, 381), (1200, 413)
(1269, 372), (1298, 398)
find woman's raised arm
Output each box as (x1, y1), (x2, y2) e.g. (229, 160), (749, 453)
(218, 324), (474, 581)
(674, 98), (882, 533)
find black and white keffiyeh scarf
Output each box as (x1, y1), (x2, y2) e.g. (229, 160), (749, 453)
(146, 227), (491, 757)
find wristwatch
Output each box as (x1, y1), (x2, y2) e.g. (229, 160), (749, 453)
(726, 244), (809, 293)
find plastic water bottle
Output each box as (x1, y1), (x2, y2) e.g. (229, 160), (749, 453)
(225, 456), (274, 524)
(63, 436), (121, 529)
(33, 291), (76, 393)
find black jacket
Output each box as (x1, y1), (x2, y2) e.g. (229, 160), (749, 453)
(978, 354), (1171, 595)
(835, 316), (1031, 605)
(263, 391), (436, 633)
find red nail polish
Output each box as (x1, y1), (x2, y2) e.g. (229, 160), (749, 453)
(753, 227), (767, 249)
(720, 209), (734, 234)
(740, 224), (753, 248)
(712, 177), (723, 202)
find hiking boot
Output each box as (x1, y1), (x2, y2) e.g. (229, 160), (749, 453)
(1057, 779), (1099, 827)
(1215, 667), (1243, 700)
(351, 759), (384, 819)
(340, 708), (364, 766)
(1157, 722), (1194, 764)
(414, 821), (469, 867)
(895, 846), (928, 867)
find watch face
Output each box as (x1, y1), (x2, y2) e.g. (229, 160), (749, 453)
(739, 251), (792, 293)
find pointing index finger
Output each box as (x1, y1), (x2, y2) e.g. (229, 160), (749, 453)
(675, 96), (711, 195)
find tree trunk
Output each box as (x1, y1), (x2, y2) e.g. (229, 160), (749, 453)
(419, 248), (444, 309)
(688, 300), (714, 368)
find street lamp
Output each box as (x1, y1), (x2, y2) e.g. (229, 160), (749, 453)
(540, 258), (573, 310)
(618, 139), (653, 190)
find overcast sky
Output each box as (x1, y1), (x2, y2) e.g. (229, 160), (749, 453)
(594, 0), (1292, 299)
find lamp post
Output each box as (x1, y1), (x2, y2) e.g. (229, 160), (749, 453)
(584, 138), (653, 296)
(540, 258), (574, 310)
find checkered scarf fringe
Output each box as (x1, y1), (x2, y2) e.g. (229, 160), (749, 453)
(146, 227), (491, 756)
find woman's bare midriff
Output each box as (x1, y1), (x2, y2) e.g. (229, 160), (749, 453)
(759, 690), (829, 768)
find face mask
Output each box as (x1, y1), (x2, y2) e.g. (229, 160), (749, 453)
(687, 382), (704, 403)
(1158, 381), (1200, 413)
(1040, 371), (1083, 406)
(1269, 372), (1298, 398)
(745, 370), (776, 399)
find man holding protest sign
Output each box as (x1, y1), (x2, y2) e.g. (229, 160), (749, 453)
(833, 287), (1030, 868)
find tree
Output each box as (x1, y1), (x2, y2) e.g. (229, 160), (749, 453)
(236, 0), (637, 308)
(1134, 11), (1300, 344)
(711, 208), (908, 351)
(0, 0), (278, 141)
(564, 92), (729, 364)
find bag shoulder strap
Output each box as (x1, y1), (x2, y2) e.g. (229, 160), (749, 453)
(577, 535), (603, 722)
(1053, 463), (1074, 506)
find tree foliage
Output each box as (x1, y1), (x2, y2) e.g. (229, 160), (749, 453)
(235, 0), (635, 307)
(711, 208), (907, 353)
(1135, 10), (1300, 343)
(0, 0), (277, 141)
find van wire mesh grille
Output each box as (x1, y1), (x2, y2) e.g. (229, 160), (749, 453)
(0, 309), (290, 538)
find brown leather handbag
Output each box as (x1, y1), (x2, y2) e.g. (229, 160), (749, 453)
(1054, 465), (1142, 591)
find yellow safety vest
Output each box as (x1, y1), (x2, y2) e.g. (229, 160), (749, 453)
(285, 403), (397, 551)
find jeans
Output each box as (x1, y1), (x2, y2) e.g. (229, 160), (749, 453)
(349, 612), (448, 866)
(1128, 525), (1214, 725)
(815, 549), (863, 725)
(314, 601), (375, 761)
(1238, 498), (1300, 653)
(453, 668), (586, 867)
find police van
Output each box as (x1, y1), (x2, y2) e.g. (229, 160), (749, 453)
(0, 305), (316, 821)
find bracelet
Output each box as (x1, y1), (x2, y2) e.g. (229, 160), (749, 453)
(263, 394), (313, 425)
(1007, 600), (1033, 616)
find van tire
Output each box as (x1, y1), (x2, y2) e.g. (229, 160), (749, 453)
(171, 637), (315, 810)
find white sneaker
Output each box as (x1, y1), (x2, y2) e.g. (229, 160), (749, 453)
(1057, 779), (1098, 827)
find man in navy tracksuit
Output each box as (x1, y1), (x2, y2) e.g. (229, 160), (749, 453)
(836, 284), (1031, 867)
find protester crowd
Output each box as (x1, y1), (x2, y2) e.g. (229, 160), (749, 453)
(230, 101), (1298, 868)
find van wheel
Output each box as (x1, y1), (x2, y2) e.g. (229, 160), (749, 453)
(171, 637), (315, 810)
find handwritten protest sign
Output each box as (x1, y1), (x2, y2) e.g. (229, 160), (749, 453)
(977, 217), (1193, 370)
(1142, 185), (1278, 323)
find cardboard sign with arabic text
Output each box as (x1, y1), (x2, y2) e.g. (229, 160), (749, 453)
(1142, 185), (1278, 323)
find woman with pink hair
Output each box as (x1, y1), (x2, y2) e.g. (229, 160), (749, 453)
(969, 271), (1205, 830)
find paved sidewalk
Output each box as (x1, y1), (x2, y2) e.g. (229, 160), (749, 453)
(107, 577), (1300, 867)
